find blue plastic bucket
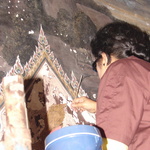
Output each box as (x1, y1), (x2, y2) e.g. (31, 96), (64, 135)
(45, 125), (102, 150)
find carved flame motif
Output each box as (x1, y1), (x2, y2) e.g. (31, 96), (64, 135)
(7, 56), (24, 76)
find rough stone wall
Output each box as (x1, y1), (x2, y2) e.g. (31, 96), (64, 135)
(0, 1), (149, 97)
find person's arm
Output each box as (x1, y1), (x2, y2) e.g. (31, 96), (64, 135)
(71, 96), (96, 113)
(102, 138), (128, 150)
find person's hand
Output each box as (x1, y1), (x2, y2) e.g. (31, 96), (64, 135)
(71, 96), (96, 113)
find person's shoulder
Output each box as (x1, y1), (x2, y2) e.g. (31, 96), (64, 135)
(111, 56), (150, 70)
(108, 56), (150, 81)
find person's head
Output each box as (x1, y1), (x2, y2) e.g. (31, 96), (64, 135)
(91, 21), (150, 78)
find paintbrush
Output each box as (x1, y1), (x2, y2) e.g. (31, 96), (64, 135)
(75, 75), (83, 98)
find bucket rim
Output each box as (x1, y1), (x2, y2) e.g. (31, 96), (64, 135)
(45, 132), (101, 149)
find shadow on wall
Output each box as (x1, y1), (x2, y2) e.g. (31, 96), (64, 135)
(25, 78), (49, 150)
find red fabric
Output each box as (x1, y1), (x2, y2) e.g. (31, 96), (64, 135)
(96, 56), (150, 150)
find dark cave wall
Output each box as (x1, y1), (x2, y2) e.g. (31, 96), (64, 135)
(0, 0), (113, 97)
(0, 0), (150, 97)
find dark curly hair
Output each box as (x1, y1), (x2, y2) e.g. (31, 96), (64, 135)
(91, 21), (150, 64)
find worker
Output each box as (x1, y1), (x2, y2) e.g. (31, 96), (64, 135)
(72, 21), (150, 150)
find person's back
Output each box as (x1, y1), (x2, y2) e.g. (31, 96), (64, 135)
(125, 57), (150, 150)
(96, 56), (150, 150)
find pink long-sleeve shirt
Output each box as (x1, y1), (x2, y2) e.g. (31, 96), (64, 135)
(96, 56), (150, 150)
